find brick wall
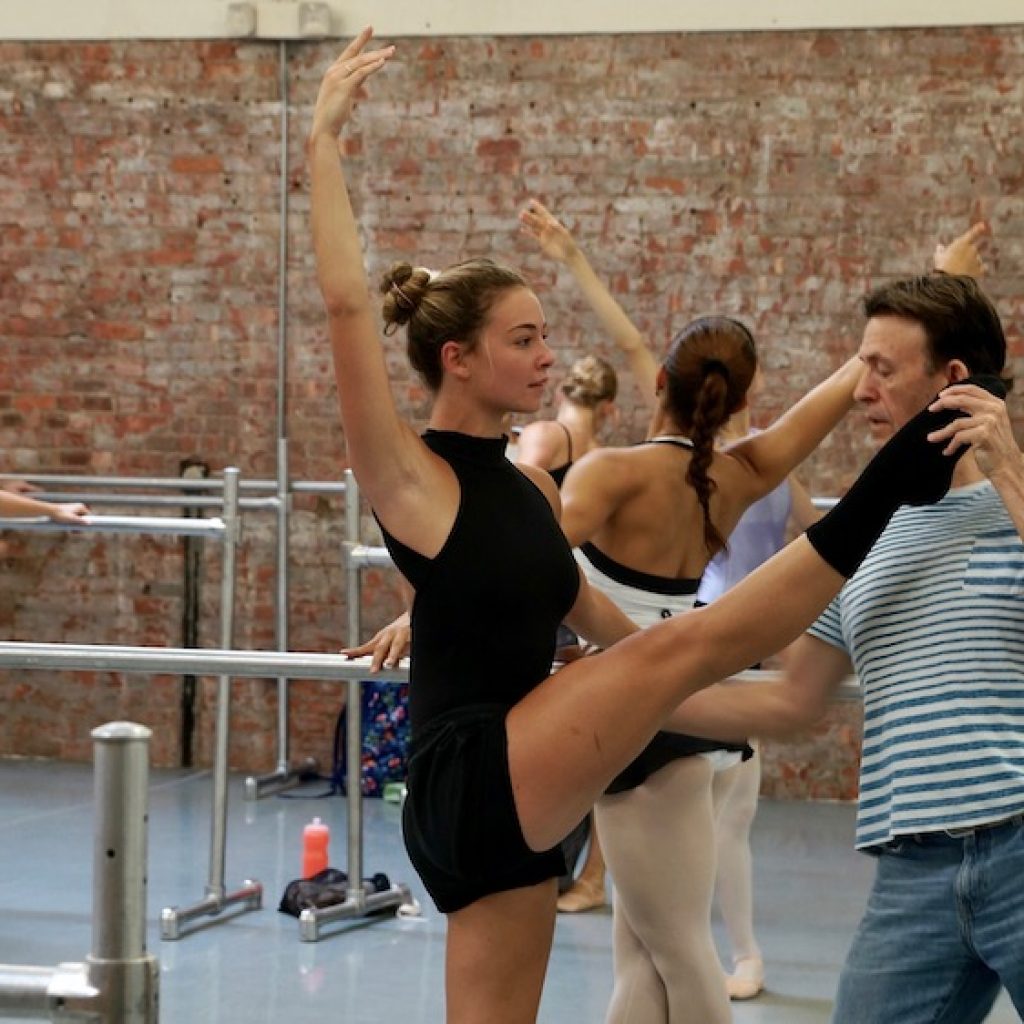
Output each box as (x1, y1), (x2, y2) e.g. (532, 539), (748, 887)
(1, 27), (1022, 798)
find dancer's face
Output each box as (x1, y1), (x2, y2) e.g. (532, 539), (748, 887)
(854, 315), (951, 443)
(462, 287), (555, 414)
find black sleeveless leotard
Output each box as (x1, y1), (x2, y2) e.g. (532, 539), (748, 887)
(378, 430), (580, 912)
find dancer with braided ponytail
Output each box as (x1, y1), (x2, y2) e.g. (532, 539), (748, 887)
(548, 316), (843, 1024)
(310, 32), (993, 1024)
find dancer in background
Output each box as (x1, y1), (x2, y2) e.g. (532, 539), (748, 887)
(516, 354), (619, 485)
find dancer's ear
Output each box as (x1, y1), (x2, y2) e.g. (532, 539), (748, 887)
(441, 339), (473, 381)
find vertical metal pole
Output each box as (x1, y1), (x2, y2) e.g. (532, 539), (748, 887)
(207, 467), (240, 898)
(91, 722), (152, 961)
(275, 437), (290, 773)
(274, 39), (293, 779)
(276, 39), (289, 448)
(0, 723), (160, 1020)
(344, 469), (364, 901)
(87, 720), (159, 1023)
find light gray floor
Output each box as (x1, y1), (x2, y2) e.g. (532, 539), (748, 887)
(0, 759), (1017, 1023)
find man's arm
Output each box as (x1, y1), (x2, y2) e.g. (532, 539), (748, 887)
(663, 632), (853, 742)
(787, 475), (824, 532)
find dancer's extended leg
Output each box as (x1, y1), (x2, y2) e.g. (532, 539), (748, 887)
(508, 385), (984, 851)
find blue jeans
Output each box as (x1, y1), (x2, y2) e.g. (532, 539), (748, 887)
(831, 816), (1024, 1023)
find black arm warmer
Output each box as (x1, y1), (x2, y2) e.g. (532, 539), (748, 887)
(806, 374), (1007, 579)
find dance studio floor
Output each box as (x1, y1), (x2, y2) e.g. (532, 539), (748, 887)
(0, 758), (1016, 1023)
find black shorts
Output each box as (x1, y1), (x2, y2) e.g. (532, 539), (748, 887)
(606, 730), (753, 794)
(402, 704), (566, 913)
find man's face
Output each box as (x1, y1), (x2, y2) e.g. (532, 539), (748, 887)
(854, 316), (951, 444)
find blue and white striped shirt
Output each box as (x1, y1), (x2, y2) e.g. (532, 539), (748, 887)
(809, 480), (1024, 849)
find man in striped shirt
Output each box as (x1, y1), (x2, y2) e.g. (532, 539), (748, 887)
(673, 269), (1024, 1022)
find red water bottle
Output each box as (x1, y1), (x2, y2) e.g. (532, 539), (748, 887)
(302, 816), (330, 878)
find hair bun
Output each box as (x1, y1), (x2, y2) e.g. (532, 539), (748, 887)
(561, 354), (618, 407)
(380, 262), (434, 334)
(701, 357), (730, 382)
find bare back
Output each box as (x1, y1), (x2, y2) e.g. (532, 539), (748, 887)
(562, 441), (770, 581)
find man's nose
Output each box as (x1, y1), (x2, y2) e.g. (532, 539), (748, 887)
(853, 374), (876, 403)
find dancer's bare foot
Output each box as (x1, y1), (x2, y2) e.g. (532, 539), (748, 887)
(556, 878), (606, 913)
(726, 957), (764, 1000)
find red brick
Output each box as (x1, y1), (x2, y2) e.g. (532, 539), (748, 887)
(169, 155), (223, 174)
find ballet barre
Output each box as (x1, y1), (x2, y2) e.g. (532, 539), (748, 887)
(0, 471), (346, 494)
(2, 466), (354, 804)
(0, 643), (405, 681)
(0, 722), (158, 1024)
(0, 642), (418, 943)
(21, 492), (279, 511)
(0, 513), (228, 537)
(1, 475), (262, 941)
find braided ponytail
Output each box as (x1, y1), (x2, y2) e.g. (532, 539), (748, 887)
(662, 317), (758, 555)
(687, 368), (730, 554)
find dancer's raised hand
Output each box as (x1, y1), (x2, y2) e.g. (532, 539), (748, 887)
(310, 27), (395, 140)
(519, 199), (580, 264)
(933, 222), (988, 278)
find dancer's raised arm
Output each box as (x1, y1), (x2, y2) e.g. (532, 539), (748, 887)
(520, 199), (659, 404)
(308, 30), (453, 549)
(720, 356), (862, 503)
(725, 223), (988, 502)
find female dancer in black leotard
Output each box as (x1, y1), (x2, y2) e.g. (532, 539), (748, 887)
(310, 31), (978, 1024)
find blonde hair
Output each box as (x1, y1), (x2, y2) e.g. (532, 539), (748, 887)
(560, 355), (618, 408)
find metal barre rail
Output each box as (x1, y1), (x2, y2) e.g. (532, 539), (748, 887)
(0, 643), (406, 683)
(0, 514), (227, 539)
(1, 466), (350, 802)
(26, 492), (280, 511)
(7, 649), (839, 702)
(0, 642), (846, 704)
(0, 471), (348, 496)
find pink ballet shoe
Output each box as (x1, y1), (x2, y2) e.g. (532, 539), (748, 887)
(555, 879), (606, 913)
(726, 957), (764, 1000)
